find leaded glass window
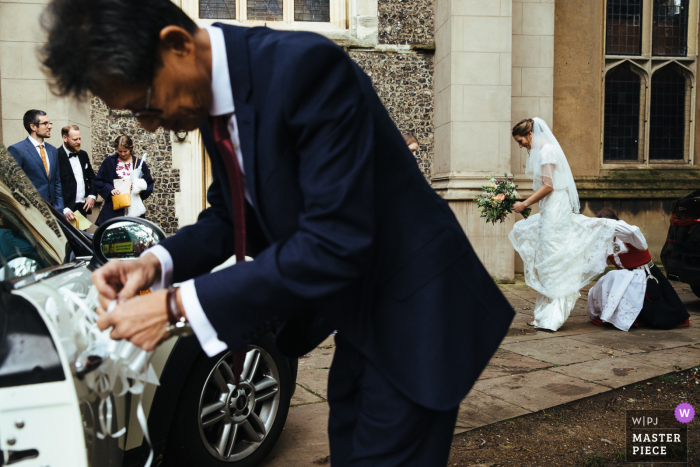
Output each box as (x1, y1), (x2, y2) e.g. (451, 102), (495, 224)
(200, 0), (236, 19)
(294, 0), (330, 22)
(604, 65), (642, 161)
(247, 0), (283, 21)
(649, 66), (688, 160)
(606, 0), (643, 55)
(653, 0), (689, 56)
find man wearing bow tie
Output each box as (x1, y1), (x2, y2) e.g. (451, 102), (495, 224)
(58, 125), (96, 222)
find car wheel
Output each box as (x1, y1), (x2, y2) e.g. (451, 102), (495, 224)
(164, 334), (291, 467)
(691, 284), (700, 299)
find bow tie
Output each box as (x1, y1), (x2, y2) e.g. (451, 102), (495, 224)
(68, 152), (77, 158)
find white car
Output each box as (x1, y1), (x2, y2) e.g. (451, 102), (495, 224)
(0, 145), (297, 467)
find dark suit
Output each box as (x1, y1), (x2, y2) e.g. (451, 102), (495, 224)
(158, 24), (514, 463)
(57, 146), (96, 214)
(8, 137), (64, 211)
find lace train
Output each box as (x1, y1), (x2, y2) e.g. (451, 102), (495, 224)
(509, 190), (616, 331)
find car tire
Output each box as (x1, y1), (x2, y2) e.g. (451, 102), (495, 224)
(164, 334), (291, 467)
(691, 284), (700, 299)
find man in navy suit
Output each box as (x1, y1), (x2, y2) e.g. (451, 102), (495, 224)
(8, 110), (65, 214)
(41, 1), (514, 464)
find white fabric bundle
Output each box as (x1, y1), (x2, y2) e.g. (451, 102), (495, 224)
(127, 153), (148, 218)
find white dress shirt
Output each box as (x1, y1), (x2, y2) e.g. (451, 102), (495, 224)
(144, 25), (247, 357)
(27, 135), (50, 174)
(62, 144), (96, 214)
(609, 220), (649, 269)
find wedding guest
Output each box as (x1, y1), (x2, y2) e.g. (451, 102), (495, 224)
(58, 125), (97, 221)
(402, 132), (419, 156)
(93, 135), (153, 225)
(509, 118), (617, 331)
(7, 110), (65, 213)
(588, 209), (689, 330)
(41, 1), (515, 464)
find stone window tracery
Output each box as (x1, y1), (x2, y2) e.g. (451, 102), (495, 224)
(602, 0), (698, 167)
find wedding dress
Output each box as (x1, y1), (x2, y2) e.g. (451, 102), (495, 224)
(508, 118), (616, 331)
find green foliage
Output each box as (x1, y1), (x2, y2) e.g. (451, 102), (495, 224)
(658, 374), (679, 384)
(582, 455), (605, 467)
(614, 451), (625, 462)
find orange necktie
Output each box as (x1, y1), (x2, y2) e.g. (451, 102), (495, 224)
(38, 145), (49, 177)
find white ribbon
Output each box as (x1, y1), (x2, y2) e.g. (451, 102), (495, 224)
(38, 285), (159, 467)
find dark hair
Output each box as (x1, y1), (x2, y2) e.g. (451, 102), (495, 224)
(402, 132), (419, 147)
(40, 0), (198, 98)
(113, 135), (134, 152)
(61, 124), (80, 137)
(596, 208), (620, 220)
(512, 118), (534, 137)
(23, 110), (47, 134)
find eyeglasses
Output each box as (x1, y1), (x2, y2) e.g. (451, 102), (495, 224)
(35, 121), (52, 127)
(130, 86), (163, 119)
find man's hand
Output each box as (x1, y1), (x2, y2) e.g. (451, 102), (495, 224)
(96, 289), (171, 351)
(83, 197), (95, 211)
(65, 210), (75, 221)
(92, 253), (161, 306)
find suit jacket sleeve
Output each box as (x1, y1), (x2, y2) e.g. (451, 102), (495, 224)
(83, 153), (97, 197)
(52, 150), (65, 211)
(7, 145), (24, 170)
(158, 42), (374, 349)
(93, 158), (116, 199)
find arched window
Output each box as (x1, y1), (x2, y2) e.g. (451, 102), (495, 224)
(607, 0), (643, 55)
(604, 65), (643, 161)
(653, 0), (689, 56)
(649, 65), (688, 160)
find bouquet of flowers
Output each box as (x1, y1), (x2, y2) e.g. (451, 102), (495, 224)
(476, 173), (531, 224)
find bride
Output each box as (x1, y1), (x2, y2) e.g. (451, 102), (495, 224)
(509, 118), (617, 331)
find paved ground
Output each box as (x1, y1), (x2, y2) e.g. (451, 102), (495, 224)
(260, 275), (700, 466)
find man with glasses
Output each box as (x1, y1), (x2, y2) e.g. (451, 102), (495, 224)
(8, 110), (65, 212)
(40, 1), (514, 465)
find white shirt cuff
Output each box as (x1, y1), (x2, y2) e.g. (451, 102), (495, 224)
(180, 279), (228, 357)
(88, 195), (96, 200)
(142, 245), (173, 291)
(63, 208), (72, 214)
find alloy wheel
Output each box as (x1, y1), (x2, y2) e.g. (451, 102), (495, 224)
(198, 346), (281, 462)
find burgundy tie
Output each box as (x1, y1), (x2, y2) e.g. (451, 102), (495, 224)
(209, 115), (246, 383)
(209, 116), (246, 263)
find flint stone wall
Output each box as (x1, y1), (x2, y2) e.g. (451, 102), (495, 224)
(349, 50), (434, 180)
(90, 97), (179, 234)
(378, 0), (434, 45)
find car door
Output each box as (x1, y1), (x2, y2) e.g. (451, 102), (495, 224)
(0, 144), (119, 467)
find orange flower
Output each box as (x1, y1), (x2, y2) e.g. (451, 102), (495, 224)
(495, 193), (506, 202)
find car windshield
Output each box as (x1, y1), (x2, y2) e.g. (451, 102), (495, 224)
(0, 144), (67, 280)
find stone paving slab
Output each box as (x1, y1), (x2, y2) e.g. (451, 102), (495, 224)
(455, 389), (531, 431)
(295, 368), (330, 400)
(567, 327), (700, 353)
(477, 348), (552, 380)
(548, 356), (669, 389)
(291, 384), (326, 406)
(472, 370), (609, 412)
(625, 346), (700, 371)
(260, 402), (330, 467)
(500, 336), (627, 365)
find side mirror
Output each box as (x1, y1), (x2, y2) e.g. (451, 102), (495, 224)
(88, 217), (166, 271)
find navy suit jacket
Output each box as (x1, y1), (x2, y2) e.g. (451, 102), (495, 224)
(158, 24), (514, 410)
(8, 138), (64, 211)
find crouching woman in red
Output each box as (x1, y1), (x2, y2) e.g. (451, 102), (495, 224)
(588, 209), (689, 330)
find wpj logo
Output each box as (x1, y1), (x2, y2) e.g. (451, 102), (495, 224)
(626, 409), (689, 463)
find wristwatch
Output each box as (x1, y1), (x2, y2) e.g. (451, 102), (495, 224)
(166, 287), (194, 337)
